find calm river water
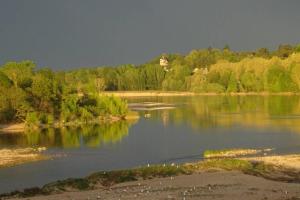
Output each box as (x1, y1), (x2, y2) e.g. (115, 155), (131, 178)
(1, 96), (300, 193)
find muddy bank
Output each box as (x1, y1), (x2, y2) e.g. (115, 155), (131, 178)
(0, 147), (48, 168)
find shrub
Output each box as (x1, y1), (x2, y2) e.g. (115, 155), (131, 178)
(265, 65), (298, 92)
(25, 112), (39, 125)
(98, 95), (128, 117)
(191, 83), (225, 93)
(0, 71), (13, 88)
(47, 114), (54, 125)
(79, 107), (94, 123)
(205, 83), (226, 93)
(226, 73), (238, 92)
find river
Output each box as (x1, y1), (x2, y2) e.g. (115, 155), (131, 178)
(1, 95), (300, 193)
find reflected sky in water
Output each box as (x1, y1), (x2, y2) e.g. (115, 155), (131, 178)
(1, 96), (300, 193)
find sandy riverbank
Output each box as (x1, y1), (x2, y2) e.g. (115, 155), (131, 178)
(103, 91), (200, 97)
(0, 124), (25, 133)
(103, 91), (300, 97)
(0, 147), (48, 168)
(244, 154), (300, 170)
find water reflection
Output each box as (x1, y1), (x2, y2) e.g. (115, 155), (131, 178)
(0, 120), (136, 148)
(129, 95), (300, 133)
(2, 95), (300, 148)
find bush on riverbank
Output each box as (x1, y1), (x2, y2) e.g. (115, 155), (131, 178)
(23, 94), (128, 127)
(0, 61), (128, 125)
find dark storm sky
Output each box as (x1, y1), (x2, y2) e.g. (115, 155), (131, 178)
(1, 0), (300, 69)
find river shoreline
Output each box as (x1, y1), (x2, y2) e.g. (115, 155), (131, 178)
(103, 91), (300, 97)
(0, 112), (139, 134)
(0, 124), (25, 133)
(0, 147), (48, 169)
(2, 154), (300, 199)
(1, 92), (297, 133)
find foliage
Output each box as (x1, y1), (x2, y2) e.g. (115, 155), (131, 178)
(265, 65), (298, 92)
(0, 71), (13, 88)
(0, 60), (34, 88)
(46, 43), (300, 93)
(98, 95), (128, 117)
(0, 62), (128, 125)
(25, 112), (39, 126)
(2, 43), (300, 124)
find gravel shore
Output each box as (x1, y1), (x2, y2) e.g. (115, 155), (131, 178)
(11, 171), (300, 200)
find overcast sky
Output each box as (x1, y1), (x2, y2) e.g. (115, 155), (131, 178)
(1, 0), (300, 69)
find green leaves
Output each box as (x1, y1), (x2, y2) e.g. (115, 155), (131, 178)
(1, 60), (35, 88)
(0, 71), (13, 88)
(265, 65), (298, 92)
(97, 95), (128, 117)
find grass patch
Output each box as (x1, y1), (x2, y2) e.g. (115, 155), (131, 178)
(196, 159), (253, 171)
(203, 149), (260, 158)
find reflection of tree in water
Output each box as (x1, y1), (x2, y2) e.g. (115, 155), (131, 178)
(82, 121), (130, 147)
(267, 96), (300, 115)
(0, 120), (135, 148)
(2, 95), (300, 148)
(146, 95), (300, 133)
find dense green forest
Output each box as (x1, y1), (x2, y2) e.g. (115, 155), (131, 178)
(1, 43), (300, 125)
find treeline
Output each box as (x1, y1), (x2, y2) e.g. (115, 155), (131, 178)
(0, 61), (128, 125)
(1, 44), (300, 124)
(59, 43), (300, 92)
